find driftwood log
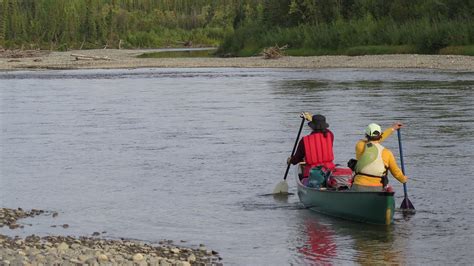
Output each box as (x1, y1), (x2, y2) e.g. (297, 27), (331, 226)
(261, 44), (288, 59)
(71, 54), (112, 61)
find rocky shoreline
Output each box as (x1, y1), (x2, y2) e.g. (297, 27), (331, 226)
(0, 208), (221, 265)
(0, 49), (473, 71)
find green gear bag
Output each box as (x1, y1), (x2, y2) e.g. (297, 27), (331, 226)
(308, 166), (329, 188)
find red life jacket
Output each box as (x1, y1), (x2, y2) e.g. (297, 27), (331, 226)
(303, 131), (335, 177)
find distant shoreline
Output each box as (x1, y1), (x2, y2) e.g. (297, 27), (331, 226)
(0, 49), (473, 71)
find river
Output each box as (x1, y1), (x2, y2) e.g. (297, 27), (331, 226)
(1, 68), (473, 265)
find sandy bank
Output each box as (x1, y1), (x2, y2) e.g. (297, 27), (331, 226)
(0, 49), (473, 71)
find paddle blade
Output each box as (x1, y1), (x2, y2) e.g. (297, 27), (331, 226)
(400, 197), (415, 210)
(273, 180), (289, 194)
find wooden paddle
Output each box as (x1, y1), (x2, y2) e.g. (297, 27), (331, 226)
(397, 128), (415, 210)
(273, 115), (306, 194)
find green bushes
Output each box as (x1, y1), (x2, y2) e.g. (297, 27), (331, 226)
(217, 18), (474, 56)
(2, 0), (473, 55)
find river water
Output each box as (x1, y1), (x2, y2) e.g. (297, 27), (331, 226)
(1, 68), (473, 265)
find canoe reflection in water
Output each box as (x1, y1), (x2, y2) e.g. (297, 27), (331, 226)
(296, 213), (408, 264)
(352, 224), (406, 265)
(297, 219), (337, 262)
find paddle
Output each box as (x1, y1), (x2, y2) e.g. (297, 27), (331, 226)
(273, 115), (306, 194)
(397, 128), (415, 210)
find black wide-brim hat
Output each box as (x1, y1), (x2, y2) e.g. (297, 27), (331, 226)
(308, 114), (329, 130)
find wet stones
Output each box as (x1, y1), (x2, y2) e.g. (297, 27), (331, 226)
(0, 208), (45, 229)
(0, 207), (222, 264)
(0, 234), (221, 265)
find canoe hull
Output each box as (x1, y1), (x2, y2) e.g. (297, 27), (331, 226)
(297, 178), (395, 225)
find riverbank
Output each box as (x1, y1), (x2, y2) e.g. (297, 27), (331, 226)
(0, 49), (473, 71)
(0, 208), (221, 265)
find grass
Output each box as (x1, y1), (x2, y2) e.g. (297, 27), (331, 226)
(286, 48), (342, 56)
(344, 45), (416, 56)
(136, 45), (473, 59)
(137, 49), (216, 58)
(232, 45), (474, 57)
(271, 45), (414, 57)
(439, 45), (474, 56)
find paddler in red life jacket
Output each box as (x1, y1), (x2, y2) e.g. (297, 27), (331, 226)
(288, 113), (335, 177)
(351, 123), (408, 192)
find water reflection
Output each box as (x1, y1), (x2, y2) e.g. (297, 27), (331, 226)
(297, 218), (337, 262)
(293, 211), (410, 264)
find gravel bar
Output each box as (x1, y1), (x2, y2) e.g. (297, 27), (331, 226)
(0, 208), (221, 265)
(0, 49), (472, 71)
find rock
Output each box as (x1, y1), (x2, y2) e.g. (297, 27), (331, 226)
(137, 261), (148, 266)
(176, 262), (191, 266)
(69, 258), (81, 263)
(132, 253), (144, 262)
(9, 224), (20, 229)
(85, 257), (98, 265)
(62, 224), (69, 228)
(187, 254), (196, 262)
(57, 242), (69, 251)
(97, 254), (108, 262)
(170, 248), (180, 254)
(159, 259), (172, 266)
(35, 254), (45, 262)
(113, 254), (124, 263)
(78, 254), (89, 262)
(92, 232), (100, 236)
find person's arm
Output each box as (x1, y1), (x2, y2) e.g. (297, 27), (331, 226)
(290, 138), (305, 165)
(384, 149), (407, 183)
(380, 122), (403, 143)
(355, 140), (365, 160)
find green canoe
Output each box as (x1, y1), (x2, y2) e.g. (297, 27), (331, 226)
(296, 175), (395, 225)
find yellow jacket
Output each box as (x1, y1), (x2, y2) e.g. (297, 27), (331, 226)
(354, 128), (407, 186)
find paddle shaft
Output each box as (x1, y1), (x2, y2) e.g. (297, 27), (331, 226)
(397, 129), (409, 197)
(283, 117), (305, 180)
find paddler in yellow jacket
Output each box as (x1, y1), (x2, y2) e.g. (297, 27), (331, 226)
(352, 123), (408, 192)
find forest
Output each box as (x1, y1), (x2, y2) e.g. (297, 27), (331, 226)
(1, 0), (473, 55)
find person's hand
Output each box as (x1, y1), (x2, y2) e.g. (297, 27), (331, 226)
(287, 157), (292, 165)
(391, 122), (403, 131)
(301, 112), (313, 121)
